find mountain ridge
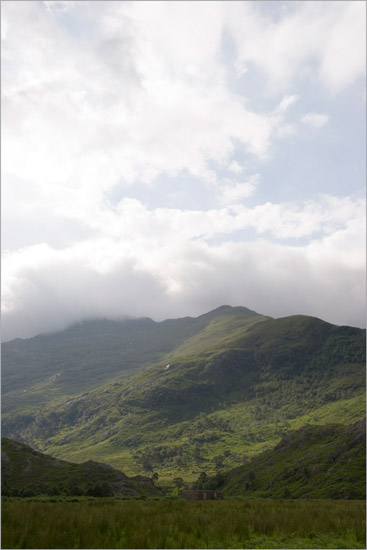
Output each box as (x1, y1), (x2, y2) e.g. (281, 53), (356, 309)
(2, 306), (365, 482)
(2, 305), (269, 401)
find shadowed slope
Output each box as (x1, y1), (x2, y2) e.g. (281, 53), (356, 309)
(221, 418), (366, 499)
(1, 437), (159, 498)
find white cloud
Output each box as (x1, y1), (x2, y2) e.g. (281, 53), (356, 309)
(2, 193), (365, 340)
(1, 2), (365, 340)
(226, 1), (366, 94)
(3, 1), (360, 213)
(218, 175), (260, 206)
(43, 1), (76, 12)
(22, 188), (358, 246)
(319, 2), (366, 93)
(301, 113), (329, 129)
(228, 161), (244, 174)
(273, 94), (299, 115)
(275, 123), (295, 139)
(1, 0), (280, 206)
(2, 204), (365, 341)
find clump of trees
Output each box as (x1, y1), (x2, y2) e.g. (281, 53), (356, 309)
(2, 480), (115, 498)
(133, 445), (189, 472)
(192, 471), (225, 491)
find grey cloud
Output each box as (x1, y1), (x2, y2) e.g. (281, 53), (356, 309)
(2, 257), (166, 342)
(2, 239), (365, 342)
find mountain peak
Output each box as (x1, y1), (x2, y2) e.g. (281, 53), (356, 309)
(199, 305), (260, 319)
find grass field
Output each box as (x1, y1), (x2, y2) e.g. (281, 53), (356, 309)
(2, 498), (365, 549)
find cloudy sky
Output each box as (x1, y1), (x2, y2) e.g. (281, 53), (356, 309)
(2, 1), (366, 341)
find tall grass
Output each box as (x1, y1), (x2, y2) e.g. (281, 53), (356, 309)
(2, 498), (365, 549)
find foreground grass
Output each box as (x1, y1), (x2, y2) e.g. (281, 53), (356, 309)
(2, 498), (365, 549)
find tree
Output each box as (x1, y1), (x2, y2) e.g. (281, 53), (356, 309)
(193, 445), (202, 464)
(175, 455), (185, 467)
(194, 471), (208, 490)
(173, 477), (184, 491)
(244, 470), (256, 490)
(86, 482), (112, 497)
(142, 457), (153, 472)
(213, 454), (225, 469)
(213, 471), (225, 488)
(248, 470), (256, 481)
(151, 472), (159, 486)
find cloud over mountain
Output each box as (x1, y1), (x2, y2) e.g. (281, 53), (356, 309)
(2, 1), (365, 340)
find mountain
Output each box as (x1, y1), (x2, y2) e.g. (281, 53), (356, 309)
(2, 305), (268, 413)
(1, 437), (160, 498)
(220, 418), (366, 500)
(2, 307), (365, 482)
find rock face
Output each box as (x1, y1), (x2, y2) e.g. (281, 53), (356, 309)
(1, 437), (160, 498)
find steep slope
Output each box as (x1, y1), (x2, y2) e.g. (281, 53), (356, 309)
(221, 419), (366, 500)
(1, 437), (159, 498)
(2, 306), (268, 414)
(3, 311), (365, 482)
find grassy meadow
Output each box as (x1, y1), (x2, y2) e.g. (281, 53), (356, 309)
(2, 498), (365, 549)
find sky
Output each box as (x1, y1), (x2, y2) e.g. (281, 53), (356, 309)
(1, 0), (366, 341)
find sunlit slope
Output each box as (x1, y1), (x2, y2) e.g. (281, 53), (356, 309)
(3, 312), (365, 481)
(2, 305), (269, 412)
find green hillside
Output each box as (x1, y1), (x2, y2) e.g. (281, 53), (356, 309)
(2, 308), (365, 483)
(221, 418), (366, 500)
(1, 437), (160, 498)
(2, 306), (268, 414)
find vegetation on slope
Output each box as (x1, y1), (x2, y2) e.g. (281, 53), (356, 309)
(2, 306), (268, 412)
(217, 418), (366, 500)
(2, 308), (365, 482)
(1, 437), (159, 498)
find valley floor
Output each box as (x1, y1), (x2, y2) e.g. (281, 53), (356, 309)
(2, 498), (365, 549)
